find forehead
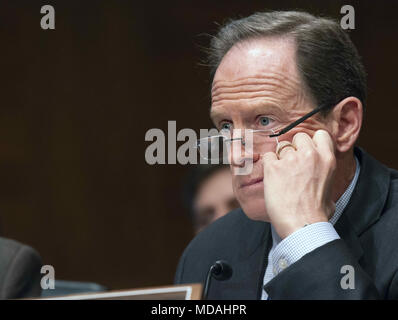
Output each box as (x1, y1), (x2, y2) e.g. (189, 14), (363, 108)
(210, 37), (305, 117)
(213, 37), (298, 86)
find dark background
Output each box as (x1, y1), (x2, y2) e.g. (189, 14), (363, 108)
(0, 0), (397, 290)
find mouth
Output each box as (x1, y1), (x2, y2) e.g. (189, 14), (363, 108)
(240, 177), (263, 188)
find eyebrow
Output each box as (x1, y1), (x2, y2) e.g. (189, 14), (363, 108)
(209, 108), (226, 123)
(210, 103), (285, 124)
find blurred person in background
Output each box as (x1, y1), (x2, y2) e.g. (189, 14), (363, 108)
(183, 164), (239, 234)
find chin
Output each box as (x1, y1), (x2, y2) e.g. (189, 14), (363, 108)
(238, 195), (269, 222)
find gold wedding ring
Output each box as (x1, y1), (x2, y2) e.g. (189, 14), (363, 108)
(276, 143), (297, 159)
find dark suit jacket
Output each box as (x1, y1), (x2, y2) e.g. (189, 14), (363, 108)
(0, 237), (42, 299)
(175, 147), (398, 299)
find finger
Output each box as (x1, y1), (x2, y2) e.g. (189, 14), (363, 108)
(312, 130), (334, 156)
(276, 140), (296, 158)
(292, 132), (314, 151)
(262, 151), (278, 164)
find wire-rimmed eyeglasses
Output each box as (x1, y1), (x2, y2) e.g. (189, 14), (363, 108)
(196, 104), (329, 162)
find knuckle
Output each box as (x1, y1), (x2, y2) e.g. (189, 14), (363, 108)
(315, 129), (330, 140)
(285, 153), (296, 162)
(304, 148), (315, 159)
(263, 152), (273, 159)
(293, 132), (308, 143)
(324, 153), (336, 168)
(262, 152), (276, 165)
(295, 132), (307, 139)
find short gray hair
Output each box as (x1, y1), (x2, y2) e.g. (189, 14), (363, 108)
(207, 11), (367, 114)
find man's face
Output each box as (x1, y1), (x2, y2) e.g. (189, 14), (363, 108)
(193, 168), (239, 233)
(210, 37), (330, 221)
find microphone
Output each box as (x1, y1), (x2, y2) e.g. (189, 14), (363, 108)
(202, 260), (233, 300)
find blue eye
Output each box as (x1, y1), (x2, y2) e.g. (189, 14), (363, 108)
(259, 116), (272, 126)
(220, 122), (232, 131)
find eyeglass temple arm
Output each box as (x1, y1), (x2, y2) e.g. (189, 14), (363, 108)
(269, 104), (328, 138)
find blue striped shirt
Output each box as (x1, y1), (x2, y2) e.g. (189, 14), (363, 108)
(261, 156), (360, 299)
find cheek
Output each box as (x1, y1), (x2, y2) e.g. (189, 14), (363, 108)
(232, 176), (239, 195)
(231, 177), (247, 206)
(297, 119), (331, 136)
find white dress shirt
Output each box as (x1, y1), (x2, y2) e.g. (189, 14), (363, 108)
(261, 156), (361, 299)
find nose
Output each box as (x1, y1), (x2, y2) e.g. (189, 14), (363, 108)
(229, 130), (260, 167)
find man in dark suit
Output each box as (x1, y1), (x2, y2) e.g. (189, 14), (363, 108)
(0, 237), (42, 299)
(174, 11), (398, 299)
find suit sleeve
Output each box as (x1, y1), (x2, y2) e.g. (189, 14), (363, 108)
(1, 245), (43, 299)
(174, 249), (187, 284)
(387, 269), (398, 299)
(263, 239), (381, 299)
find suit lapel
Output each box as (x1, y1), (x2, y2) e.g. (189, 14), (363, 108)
(211, 217), (271, 299)
(334, 147), (391, 261)
(334, 213), (364, 261)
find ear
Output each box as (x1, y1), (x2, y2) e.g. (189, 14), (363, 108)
(329, 97), (363, 153)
